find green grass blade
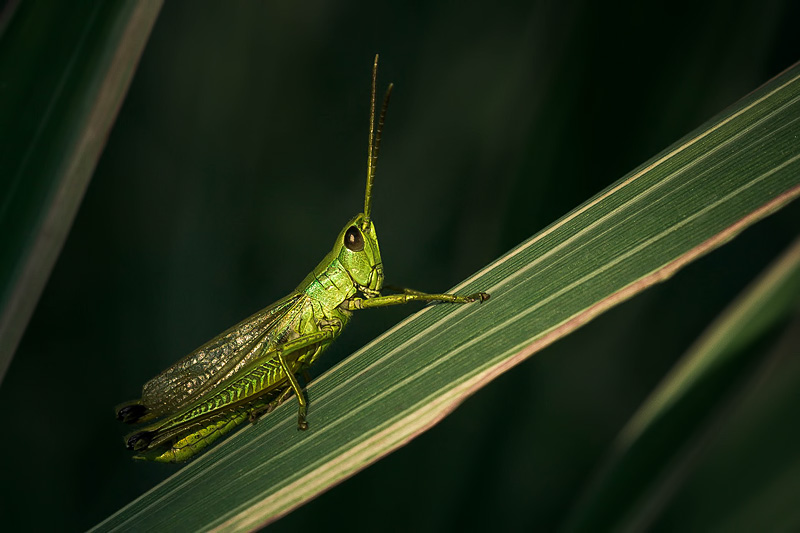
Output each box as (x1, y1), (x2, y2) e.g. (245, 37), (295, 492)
(92, 62), (800, 532)
(562, 234), (800, 532)
(654, 302), (800, 531)
(0, 1), (163, 383)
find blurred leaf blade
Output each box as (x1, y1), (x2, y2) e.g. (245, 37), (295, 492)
(93, 62), (800, 532)
(0, 0), (163, 383)
(562, 233), (800, 532)
(657, 310), (800, 532)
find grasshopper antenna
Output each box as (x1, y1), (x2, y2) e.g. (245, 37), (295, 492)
(363, 54), (393, 226)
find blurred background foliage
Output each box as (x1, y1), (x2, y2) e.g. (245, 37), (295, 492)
(1, 0), (799, 531)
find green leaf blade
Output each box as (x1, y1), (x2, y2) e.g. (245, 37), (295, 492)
(0, 0), (163, 383)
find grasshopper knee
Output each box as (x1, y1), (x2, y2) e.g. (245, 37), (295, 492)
(117, 403), (148, 424)
(126, 431), (155, 451)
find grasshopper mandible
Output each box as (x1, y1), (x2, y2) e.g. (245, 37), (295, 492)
(117, 55), (489, 462)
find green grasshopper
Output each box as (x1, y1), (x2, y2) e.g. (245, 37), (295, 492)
(117, 55), (489, 462)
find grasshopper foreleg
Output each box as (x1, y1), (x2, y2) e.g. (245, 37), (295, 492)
(344, 287), (489, 310)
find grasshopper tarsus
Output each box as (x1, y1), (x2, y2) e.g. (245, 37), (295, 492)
(472, 292), (490, 303)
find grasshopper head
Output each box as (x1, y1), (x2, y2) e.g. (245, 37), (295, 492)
(336, 213), (383, 294)
(332, 54), (392, 297)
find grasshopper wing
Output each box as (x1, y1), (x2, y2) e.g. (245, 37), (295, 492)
(119, 292), (305, 423)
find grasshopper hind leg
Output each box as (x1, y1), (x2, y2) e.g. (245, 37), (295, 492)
(126, 430), (155, 451)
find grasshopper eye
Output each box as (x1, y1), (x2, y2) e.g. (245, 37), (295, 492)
(344, 226), (364, 251)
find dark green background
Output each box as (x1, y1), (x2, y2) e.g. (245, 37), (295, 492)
(2, 1), (799, 531)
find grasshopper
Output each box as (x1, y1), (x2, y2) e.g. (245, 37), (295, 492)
(117, 55), (489, 462)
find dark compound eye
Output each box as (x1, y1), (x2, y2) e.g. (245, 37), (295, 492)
(344, 226), (364, 251)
